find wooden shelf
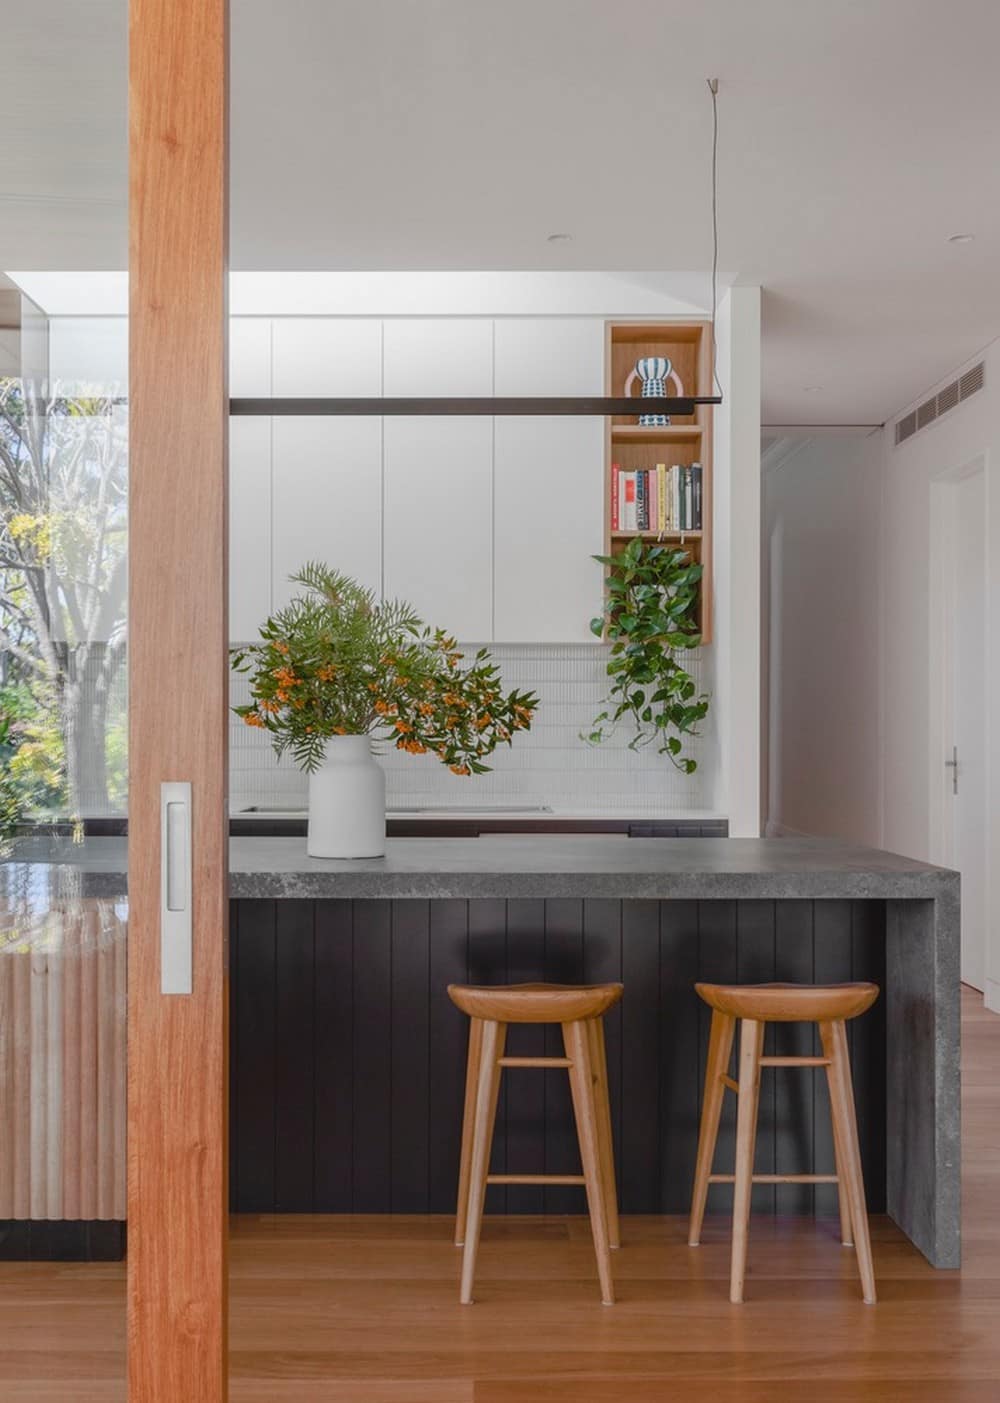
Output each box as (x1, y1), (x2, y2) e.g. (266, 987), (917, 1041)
(611, 424), (702, 444)
(604, 319), (714, 641)
(611, 530), (703, 541)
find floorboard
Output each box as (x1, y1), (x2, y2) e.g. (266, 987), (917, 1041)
(1, 986), (996, 1401)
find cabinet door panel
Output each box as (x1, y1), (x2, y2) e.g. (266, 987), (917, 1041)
(494, 416), (604, 643)
(383, 417), (492, 640)
(272, 417), (382, 608)
(272, 319), (381, 397)
(230, 318), (271, 396)
(383, 319), (492, 396)
(494, 317), (605, 395)
(229, 416), (272, 641)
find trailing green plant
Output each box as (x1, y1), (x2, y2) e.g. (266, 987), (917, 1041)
(585, 537), (709, 772)
(232, 562), (538, 775)
(0, 705), (23, 849)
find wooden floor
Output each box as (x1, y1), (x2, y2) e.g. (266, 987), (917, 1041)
(2, 986), (998, 1401)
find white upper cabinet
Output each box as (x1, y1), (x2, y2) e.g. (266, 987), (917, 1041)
(383, 319), (492, 396)
(493, 319), (605, 642)
(229, 416), (272, 641)
(493, 416), (605, 642)
(383, 417), (493, 640)
(272, 318), (381, 396)
(493, 317), (605, 395)
(272, 417), (383, 609)
(229, 318), (271, 396)
(383, 320), (493, 637)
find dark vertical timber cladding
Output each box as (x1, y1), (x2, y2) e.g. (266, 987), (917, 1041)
(583, 900), (623, 1209)
(352, 901), (392, 1211)
(428, 900), (471, 1212)
(504, 900), (547, 1213)
(851, 899), (887, 1212)
(228, 902), (239, 1208)
(773, 900), (815, 1213)
(314, 900), (354, 1211)
(468, 900), (509, 1212)
(812, 901), (853, 1217)
(233, 900), (277, 1210)
(274, 901), (316, 1209)
(736, 901), (777, 1213)
(659, 901), (700, 1212)
(621, 902), (661, 1211)
(695, 902), (739, 1214)
(543, 900), (585, 1213)
(228, 896), (886, 1215)
(390, 902), (431, 1212)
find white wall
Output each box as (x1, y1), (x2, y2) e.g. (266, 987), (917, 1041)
(762, 433), (883, 845)
(881, 340), (1000, 1011)
(713, 286), (762, 835)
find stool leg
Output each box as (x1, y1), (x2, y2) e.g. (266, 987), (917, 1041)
(459, 1019), (506, 1305)
(563, 1019), (615, 1305)
(821, 1019), (877, 1304)
(587, 1016), (621, 1250)
(688, 1010), (736, 1246)
(830, 1091), (855, 1248)
(730, 1017), (764, 1304)
(455, 1016), (484, 1247)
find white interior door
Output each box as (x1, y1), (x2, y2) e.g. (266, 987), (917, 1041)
(951, 467), (988, 989)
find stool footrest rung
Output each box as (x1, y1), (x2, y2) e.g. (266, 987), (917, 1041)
(721, 1074), (739, 1093)
(497, 1056), (573, 1068)
(758, 1056), (832, 1067)
(486, 1174), (586, 1186)
(708, 1173), (839, 1185)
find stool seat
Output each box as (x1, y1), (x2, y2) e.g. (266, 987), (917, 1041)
(448, 981), (624, 1024)
(695, 981), (878, 1023)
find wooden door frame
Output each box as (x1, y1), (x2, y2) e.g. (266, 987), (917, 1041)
(128, 0), (229, 1397)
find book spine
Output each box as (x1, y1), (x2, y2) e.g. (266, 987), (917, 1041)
(692, 462), (702, 529)
(685, 467), (693, 531)
(648, 468), (657, 536)
(671, 465), (680, 532)
(611, 462), (620, 531)
(655, 463), (666, 534)
(636, 470), (647, 530)
(624, 471), (637, 531)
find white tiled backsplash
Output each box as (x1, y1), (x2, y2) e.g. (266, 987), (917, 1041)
(230, 643), (717, 815)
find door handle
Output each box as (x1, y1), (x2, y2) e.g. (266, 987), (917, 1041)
(945, 746), (959, 797)
(161, 781), (193, 994)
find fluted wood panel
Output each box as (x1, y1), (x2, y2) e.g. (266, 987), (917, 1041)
(0, 903), (126, 1222)
(229, 897), (887, 1217)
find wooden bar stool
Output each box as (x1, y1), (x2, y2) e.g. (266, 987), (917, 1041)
(448, 981), (623, 1305)
(688, 981), (879, 1305)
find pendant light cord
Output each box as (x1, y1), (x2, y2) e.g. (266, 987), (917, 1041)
(708, 78), (722, 399)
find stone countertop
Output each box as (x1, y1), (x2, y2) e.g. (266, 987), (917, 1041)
(2, 834), (958, 902)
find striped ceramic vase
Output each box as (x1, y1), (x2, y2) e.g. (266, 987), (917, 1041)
(634, 356), (675, 426)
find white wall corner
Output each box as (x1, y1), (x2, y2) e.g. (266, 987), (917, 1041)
(713, 286), (762, 836)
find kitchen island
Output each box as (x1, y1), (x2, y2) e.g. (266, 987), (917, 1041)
(2, 835), (960, 1267)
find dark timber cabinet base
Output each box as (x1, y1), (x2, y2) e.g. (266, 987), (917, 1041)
(229, 897), (887, 1217)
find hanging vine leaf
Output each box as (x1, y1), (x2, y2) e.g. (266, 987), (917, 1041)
(583, 542), (709, 772)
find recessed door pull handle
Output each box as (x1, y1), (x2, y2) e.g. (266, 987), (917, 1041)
(161, 781), (193, 994)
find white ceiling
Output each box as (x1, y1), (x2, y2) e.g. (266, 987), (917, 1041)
(3, 1), (1000, 424)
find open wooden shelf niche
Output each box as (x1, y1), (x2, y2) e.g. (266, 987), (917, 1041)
(604, 320), (714, 642)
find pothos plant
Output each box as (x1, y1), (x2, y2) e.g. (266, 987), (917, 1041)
(232, 562), (538, 775)
(585, 537), (709, 772)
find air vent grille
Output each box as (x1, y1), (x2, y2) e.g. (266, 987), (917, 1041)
(894, 361), (985, 448)
(960, 362), (985, 399)
(894, 411), (917, 446)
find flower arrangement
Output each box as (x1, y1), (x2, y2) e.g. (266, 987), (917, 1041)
(585, 537), (709, 772)
(232, 562), (538, 775)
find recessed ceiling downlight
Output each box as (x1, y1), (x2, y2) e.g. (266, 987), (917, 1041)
(546, 233), (572, 244)
(802, 385), (823, 393)
(948, 233), (975, 244)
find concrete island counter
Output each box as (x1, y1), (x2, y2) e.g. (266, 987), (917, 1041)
(3, 835), (960, 1268)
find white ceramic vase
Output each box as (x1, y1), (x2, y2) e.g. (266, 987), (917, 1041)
(307, 734), (386, 859)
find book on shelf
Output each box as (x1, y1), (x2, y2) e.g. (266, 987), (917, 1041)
(611, 461), (704, 533)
